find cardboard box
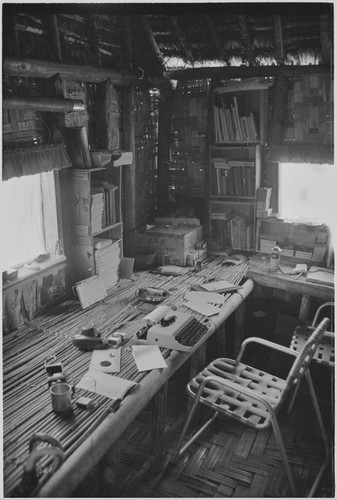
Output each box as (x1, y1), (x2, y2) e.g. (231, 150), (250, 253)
(131, 223), (203, 266)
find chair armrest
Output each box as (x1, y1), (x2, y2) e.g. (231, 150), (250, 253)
(236, 336), (297, 362)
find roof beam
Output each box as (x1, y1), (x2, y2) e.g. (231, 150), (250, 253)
(139, 15), (165, 72)
(273, 15), (284, 63)
(4, 57), (141, 85)
(166, 64), (332, 81)
(206, 16), (226, 62)
(170, 16), (195, 65)
(238, 16), (254, 65)
(319, 14), (332, 65)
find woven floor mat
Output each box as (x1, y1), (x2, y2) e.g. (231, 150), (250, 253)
(112, 378), (334, 498)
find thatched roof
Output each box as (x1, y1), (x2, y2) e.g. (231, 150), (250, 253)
(2, 3), (333, 79)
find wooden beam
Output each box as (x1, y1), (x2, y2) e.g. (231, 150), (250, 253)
(4, 57), (140, 85)
(206, 16), (226, 62)
(166, 64), (332, 81)
(88, 15), (102, 66)
(140, 15), (165, 72)
(121, 16), (136, 252)
(238, 16), (254, 65)
(3, 94), (86, 113)
(319, 14), (332, 66)
(273, 15), (284, 63)
(170, 16), (195, 65)
(47, 14), (63, 62)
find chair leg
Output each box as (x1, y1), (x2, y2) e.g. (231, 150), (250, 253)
(304, 370), (330, 498)
(173, 387), (218, 462)
(270, 411), (297, 497)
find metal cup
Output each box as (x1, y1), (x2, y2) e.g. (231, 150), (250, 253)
(50, 383), (74, 413)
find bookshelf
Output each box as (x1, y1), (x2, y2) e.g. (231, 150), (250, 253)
(207, 78), (271, 254)
(69, 166), (124, 292)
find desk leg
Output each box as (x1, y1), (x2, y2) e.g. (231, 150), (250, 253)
(234, 300), (246, 355)
(151, 381), (168, 473)
(299, 293), (311, 321)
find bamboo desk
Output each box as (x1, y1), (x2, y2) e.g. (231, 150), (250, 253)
(248, 256), (334, 320)
(3, 257), (253, 498)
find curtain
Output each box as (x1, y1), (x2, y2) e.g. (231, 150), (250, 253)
(3, 143), (72, 181)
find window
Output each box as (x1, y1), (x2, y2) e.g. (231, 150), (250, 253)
(0, 171), (59, 272)
(278, 162), (336, 230)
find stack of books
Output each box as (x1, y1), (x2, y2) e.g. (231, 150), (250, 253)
(214, 96), (258, 143)
(259, 239), (276, 253)
(94, 238), (121, 291)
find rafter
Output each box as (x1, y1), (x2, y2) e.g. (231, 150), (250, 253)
(206, 15), (226, 62)
(273, 15), (284, 63)
(238, 15), (254, 64)
(170, 16), (194, 65)
(139, 15), (165, 72)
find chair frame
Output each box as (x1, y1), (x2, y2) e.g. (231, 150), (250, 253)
(174, 317), (330, 497)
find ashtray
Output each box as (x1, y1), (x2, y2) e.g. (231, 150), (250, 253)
(135, 287), (170, 303)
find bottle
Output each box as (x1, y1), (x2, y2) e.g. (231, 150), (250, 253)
(270, 244), (281, 272)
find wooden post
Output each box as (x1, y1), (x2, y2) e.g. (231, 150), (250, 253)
(94, 79), (120, 150)
(122, 16), (136, 254)
(156, 85), (173, 215)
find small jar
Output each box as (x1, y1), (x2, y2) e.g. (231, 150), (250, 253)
(270, 244), (281, 272)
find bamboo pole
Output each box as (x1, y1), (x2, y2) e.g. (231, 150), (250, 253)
(3, 95), (86, 113)
(4, 57), (141, 85)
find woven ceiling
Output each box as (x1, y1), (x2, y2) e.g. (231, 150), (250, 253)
(2, 3), (333, 77)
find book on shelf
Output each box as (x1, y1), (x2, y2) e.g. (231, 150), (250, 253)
(213, 94), (259, 143)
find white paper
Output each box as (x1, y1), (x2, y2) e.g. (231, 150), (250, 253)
(76, 371), (138, 400)
(132, 345), (168, 372)
(200, 279), (241, 293)
(89, 348), (121, 373)
(184, 291), (225, 305)
(184, 300), (220, 317)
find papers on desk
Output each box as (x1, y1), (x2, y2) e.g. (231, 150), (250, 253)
(184, 291), (222, 317)
(306, 266), (334, 287)
(199, 279), (242, 293)
(89, 348), (121, 373)
(132, 345), (168, 372)
(76, 371), (138, 400)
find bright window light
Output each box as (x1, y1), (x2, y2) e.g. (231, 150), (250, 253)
(279, 163), (336, 230)
(0, 171), (58, 271)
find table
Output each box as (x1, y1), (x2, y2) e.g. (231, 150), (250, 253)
(248, 256), (334, 320)
(3, 256), (253, 498)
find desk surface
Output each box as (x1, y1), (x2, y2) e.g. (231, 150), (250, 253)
(3, 256), (252, 498)
(248, 256), (334, 301)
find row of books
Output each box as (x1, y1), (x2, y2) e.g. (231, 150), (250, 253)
(213, 96), (258, 143)
(211, 216), (254, 251)
(91, 182), (118, 233)
(211, 158), (255, 197)
(94, 238), (121, 292)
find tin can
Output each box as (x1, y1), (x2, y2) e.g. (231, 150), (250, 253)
(269, 245), (281, 272)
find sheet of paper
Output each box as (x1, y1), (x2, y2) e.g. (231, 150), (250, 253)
(199, 279), (241, 293)
(184, 300), (220, 317)
(89, 348), (121, 373)
(76, 371), (138, 400)
(184, 290), (225, 305)
(132, 345), (167, 372)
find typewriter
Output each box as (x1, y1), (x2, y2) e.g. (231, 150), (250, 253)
(136, 311), (209, 352)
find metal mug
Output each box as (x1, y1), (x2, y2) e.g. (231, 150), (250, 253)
(50, 382), (75, 413)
